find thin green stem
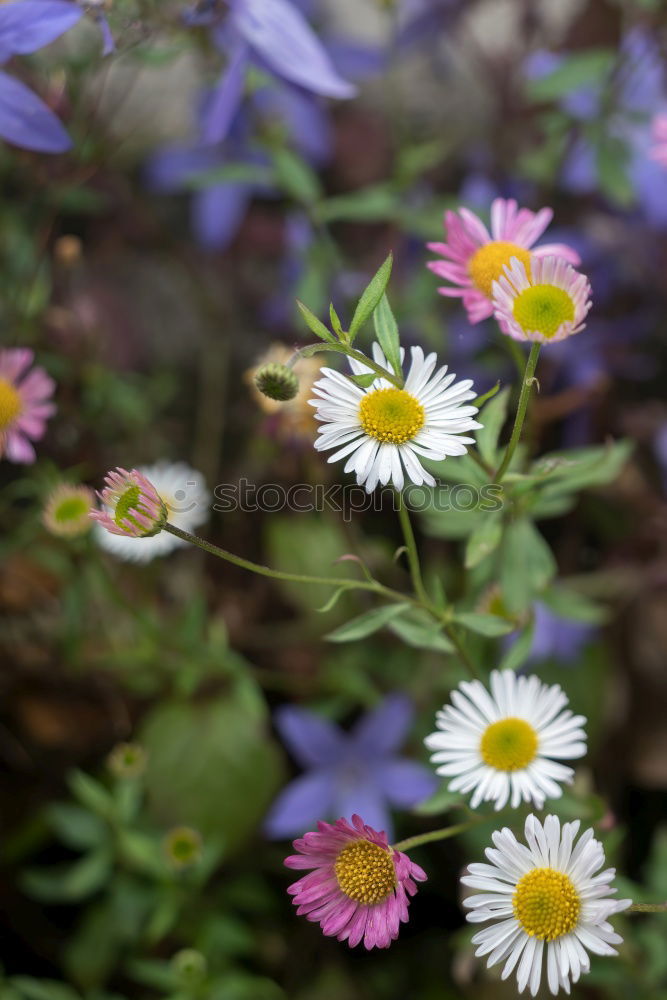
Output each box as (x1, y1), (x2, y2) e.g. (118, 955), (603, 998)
(294, 342), (403, 389)
(494, 343), (541, 482)
(396, 494), (429, 606)
(393, 817), (488, 852)
(627, 902), (667, 914)
(163, 523), (407, 602)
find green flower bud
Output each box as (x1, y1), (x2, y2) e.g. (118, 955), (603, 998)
(107, 742), (147, 779)
(163, 826), (203, 869)
(254, 362), (299, 402)
(171, 949), (207, 987)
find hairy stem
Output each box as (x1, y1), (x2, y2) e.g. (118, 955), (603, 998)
(494, 343), (541, 482)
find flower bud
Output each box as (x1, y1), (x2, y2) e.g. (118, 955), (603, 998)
(107, 742), (147, 779)
(163, 826), (203, 869)
(254, 363), (299, 402)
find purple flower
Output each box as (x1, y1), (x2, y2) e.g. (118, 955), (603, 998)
(265, 695), (437, 840)
(506, 603), (596, 668)
(185, 0), (356, 146)
(0, 0), (83, 153)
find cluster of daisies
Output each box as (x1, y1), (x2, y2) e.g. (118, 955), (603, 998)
(286, 670), (630, 997)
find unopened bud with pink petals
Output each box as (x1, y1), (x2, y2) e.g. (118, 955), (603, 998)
(90, 467), (167, 538)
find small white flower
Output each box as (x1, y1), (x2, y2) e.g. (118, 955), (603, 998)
(309, 343), (482, 493)
(462, 814), (631, 996)
(94, 461), (210, 563)
(424, 670), (587, 811)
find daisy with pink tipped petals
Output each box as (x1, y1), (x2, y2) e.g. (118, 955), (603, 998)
(0, 348), (55, 464)
(650, 113), (667, 168)
(91, 467), (167, 539)
(492, 256), (592, 344)
(285, 814), (426, 950)
(427, 198), (581, 324)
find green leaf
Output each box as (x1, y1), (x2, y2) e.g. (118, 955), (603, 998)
(316, 586), (350, 614)
(350, 372), (378, 388)
(183, 163), (276, 191)
(415, 784), (463, 816)
(329, 303), (343, 337)
(348, 253), (393, 342)
(272, 148), (322, 204)
(388, 613), (455, 652)
(476, 387), (510, 465)
(10, 980), (80, 1000)
(67, 771), (113, 818)
(373, 294), (402, 377)
(597, 135), (634, 207)
(46, 804), (107, 850)
(453, 612), (516, 637)
(531, 440), (633, 494)
(500, 519), (557, 614)
(295, 300), (335, 343)
(526, 50), (614, 101)
(317, 186), (397, 223)
(326, 602), (410, 642)
(497, 621), (534, 672)
(464, 516), (502, 569)
(140, 679), (283, 857)
(22, 850), (112, 903)
(539, 586), (608, 624)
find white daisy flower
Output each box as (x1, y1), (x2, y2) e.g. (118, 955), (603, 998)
(462, 813), (631, 996)
(492, 255), (592, 344)
(309, 343), (482, 493)
(424, 670), (587, 811)
(94, 461), (210, 563)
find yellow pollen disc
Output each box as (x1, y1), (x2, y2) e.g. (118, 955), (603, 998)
(334, 839), (397, 905)
(468, 241), (532, 298)
(480, 717), (538, 771)
(359, 388), (425, 445)
(513, 867), (581, 941)
(0, 377), (22, 430)
(512, 285), (575, 339)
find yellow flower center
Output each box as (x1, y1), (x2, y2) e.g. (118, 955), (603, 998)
(0, 377), (22, 430)
(513, 867), (581, 941)
(480, 717), (538, 771)
(512, 285), (575, 339)
(359, 388), (425, 445)
(334, 839), (397, 905)
(468, 241), (532, 298)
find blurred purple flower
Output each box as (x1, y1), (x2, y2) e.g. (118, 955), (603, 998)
(507, 603), (596, 668)
(0, 0), (83, 153)
(185, 0), (356, 146)
(397, 0), (465, 49)
(526, 30), (667, 225)
(264, 695), (437, 840)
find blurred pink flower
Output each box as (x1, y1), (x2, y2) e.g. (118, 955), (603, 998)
(285, 814), (426, 950)
(427, 198), (581, 324)
(650, 114), (667, 168)
(0, 348), (55, 463)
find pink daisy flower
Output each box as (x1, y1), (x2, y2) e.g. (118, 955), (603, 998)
(427, 198), (581, 324)
(0, 349), (55, 464)
(284, 814), (427, 950)
(650, 114), (667, 168)
(90, 467), (167, 538)
(492, 256), (592, 344)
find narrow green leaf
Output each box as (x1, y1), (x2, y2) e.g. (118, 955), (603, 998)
(526, 50), (614, 101)
(498, 621), (534, 672)
(453, 612), (515, 637)
(476, 387), (510, 465)
(415, 784), (463, 816)
(539, 586), (608, 624)
(350, 372), (378, 388)
(67, 770), (113, 818)
(272, 148), (322, 204)
(316, 186), (397, 223)
(316, 586), (349, 614)
(295, 300), (335, 343)
(464, 516), (502, 569)
(373, 293), (402, 377)
(329, 303), (343, 337)
(326, 602), (410, 642)
(348, 253), (393, 342)
(389, 613), (455, 652)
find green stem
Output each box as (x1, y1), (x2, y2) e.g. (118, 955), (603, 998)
(396, 494), (430, 606)
(294, 342), (403, 389)
(627, 902), (667, 914)
(494, 343), (541, 482)
(393, 818), (487, 853)
(163, 523), (406, 601)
